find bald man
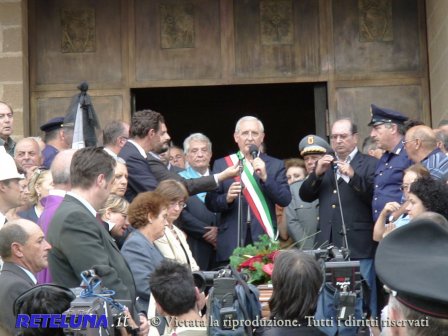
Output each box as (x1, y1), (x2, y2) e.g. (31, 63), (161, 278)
(14, 137), (43, 174)
(0, 219), (51, 332)
(404, 125), (448, 182)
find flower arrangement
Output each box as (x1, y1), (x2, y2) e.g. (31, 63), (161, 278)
(229, 234), (280, 285)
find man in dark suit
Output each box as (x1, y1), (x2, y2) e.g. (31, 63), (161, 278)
(300, 118), (378, 324)
(118, 110), (238, 202)
(178, 133), (218, 270)
(0, 219), (51, 332)
(206, 116), (291, 264)
(47, 147), (148, 334)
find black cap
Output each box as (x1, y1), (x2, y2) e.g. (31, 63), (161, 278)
(375, 219), (448, 318)
(40, 117), (65, 133)
(368, 104), (408, 126)
(298, 135), (331, 157)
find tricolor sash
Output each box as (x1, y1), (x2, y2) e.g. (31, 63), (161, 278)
(224, 152), (277, 240)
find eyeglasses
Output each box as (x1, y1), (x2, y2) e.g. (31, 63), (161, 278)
(400, 184), (410, 191)
(169, 201), (187, 209)
(402, 138), (418, 145)
(330, 133), (352, 141)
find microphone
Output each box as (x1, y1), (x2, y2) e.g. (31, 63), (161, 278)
(249, 144), (259, 160)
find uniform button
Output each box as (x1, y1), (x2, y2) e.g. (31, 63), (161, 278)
(385, 163), (389, 166)
(332, 205), (336, 208)
(380, 173), (383, 176)
(333, 190), (337, 194)
(317, 217), (319, 220)
(375, 210), (378, 213)
(375, 185), (378, 188)
(374, 197), (377, 200)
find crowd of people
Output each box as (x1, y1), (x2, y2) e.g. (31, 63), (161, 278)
(0, 99), (448, 336)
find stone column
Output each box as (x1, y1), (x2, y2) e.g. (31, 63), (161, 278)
(0, 0), (28, 139)
(426, 0), (448, 126)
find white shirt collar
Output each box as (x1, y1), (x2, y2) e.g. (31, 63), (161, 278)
(17, 265), (37, 284)
(48, 189), (67, 197)
(103, 147), (118, 158)
(196, 168), (209, 176)
(67, 191), (97, 218)
(0, 212), (6, 230)
(127, 140), (147, 159)
(336, 147), (358, 163)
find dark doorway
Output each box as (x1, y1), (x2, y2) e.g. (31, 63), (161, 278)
(132, 83), (326, 160)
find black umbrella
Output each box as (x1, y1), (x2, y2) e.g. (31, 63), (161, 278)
(64, 81), (100, 148)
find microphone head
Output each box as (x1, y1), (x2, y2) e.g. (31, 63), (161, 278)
(249, 144), (259, 157)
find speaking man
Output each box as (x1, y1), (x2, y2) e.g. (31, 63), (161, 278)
(206, 116), (291, 264)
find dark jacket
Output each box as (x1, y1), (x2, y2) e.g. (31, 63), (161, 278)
(300, 151), (378, 259)
(0, 262), (35, 333)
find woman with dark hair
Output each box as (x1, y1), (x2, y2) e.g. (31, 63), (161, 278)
(255, 250), (325, 336)
(373, 163), (430, 241)
(121, 191), (169, 312)
(406, 176), (448, 220)
(155, 179), (200, 271)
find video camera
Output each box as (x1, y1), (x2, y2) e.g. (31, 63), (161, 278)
(193, 268), (260, 335)
(304, 246), (362, 320)
(64, 269), (139, 336)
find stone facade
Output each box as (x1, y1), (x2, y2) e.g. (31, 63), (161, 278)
(0, 1), (448, 139)
(426, 0), (448, 125)
(0, 0), (26, 139)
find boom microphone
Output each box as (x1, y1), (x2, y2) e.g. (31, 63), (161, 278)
(249, 144), (259, 160)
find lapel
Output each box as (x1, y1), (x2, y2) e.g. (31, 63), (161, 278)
(1, 262), (35, 286)
(64, 195), (121, 253)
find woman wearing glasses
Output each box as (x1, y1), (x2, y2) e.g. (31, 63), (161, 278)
(155, 179), (200, 271)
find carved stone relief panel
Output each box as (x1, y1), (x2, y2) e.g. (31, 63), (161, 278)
(61, 8), (96, 53)
(333, 0), (420, 73)
(359, 0), (393, 42)
(234, 0), (320, 77)
(160, 2), (195, 49)
(260, 0), (293, 45)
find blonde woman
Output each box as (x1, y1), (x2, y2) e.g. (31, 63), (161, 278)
(155, 179), (200, 271)
(18, 169), (53, 223)
(98, 194), (131, 243)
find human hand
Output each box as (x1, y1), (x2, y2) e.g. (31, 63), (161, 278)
(251, 157), (267, 182)
(203, 226), (217, 247)
(217, 163), (239, 182)
(315, 154), (334, 176)
(226, 182), (242, 203)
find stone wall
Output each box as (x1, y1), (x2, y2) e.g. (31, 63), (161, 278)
(426, 0), (448, 126)
(0, 0), (27, 139)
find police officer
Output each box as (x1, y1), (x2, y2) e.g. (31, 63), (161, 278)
(284, 135), (330, 249)
(40, 117), (73, 169)
(375, 218), (448, 335)
(368, 104), (413, 222)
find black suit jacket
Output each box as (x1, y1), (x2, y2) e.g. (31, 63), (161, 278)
(300, 152), (378, 259)
(119, 142), (218, 201)
(47, 195), (137, 310)
(178, 194), (217, 270)
(0, 262), (35, 332)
